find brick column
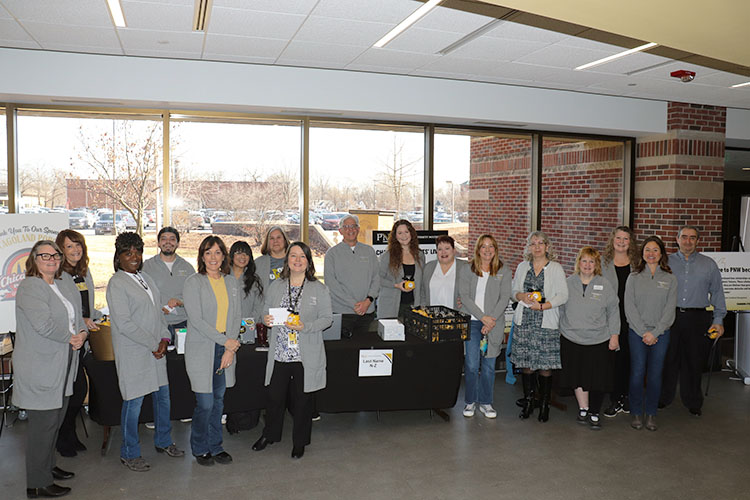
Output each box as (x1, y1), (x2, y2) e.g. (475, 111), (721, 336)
(634, 102), (726, 251)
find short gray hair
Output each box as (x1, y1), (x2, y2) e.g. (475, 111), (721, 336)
(340, 214), (359, 229)
(677, 225), (701, 239)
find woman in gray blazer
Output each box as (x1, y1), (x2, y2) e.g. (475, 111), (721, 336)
(255, 225), (290, 292)
(15, 240), (86, 498)
(252, 242), (332, 460)
(458, 235), (512, 419)
(377, 220), (424, 320)
(55, 229), (102, 457)
(184, 236), (241, 466)
(422, 235), (466, 309)
(107, 232), (184, 473)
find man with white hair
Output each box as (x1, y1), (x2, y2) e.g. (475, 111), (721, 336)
(324, 214), (379, 338)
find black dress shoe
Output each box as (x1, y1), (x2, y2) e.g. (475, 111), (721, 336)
(194, 453), (214, 466)
(291, 446), (305, 459)
(213, 451), (233, 465)
(26, 484), (71, 498)
(51, 467), (75, 480)
(252, 436), (272, 451)
(689, 407), (702, 417)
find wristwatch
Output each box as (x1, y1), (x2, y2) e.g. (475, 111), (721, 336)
(366, 296), (374, 303)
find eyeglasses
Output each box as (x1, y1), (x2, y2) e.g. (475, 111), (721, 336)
(37, 252), (63, 261)
(340, 224), (358, 230)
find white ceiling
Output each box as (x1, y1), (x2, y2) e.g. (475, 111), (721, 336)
(0, 0), (749, 109)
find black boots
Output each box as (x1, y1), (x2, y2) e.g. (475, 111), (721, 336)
(538, 375), (552, 422)
(519, 373), (535, 419)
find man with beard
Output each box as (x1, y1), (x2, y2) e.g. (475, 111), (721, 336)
(143, 227), (196, 342)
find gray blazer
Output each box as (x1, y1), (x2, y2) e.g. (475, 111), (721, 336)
(14, 276), (84, 410)
(60, 271), (103, 321)
(459, 265), (513, 358)
(106, 271), (169, 401)
(264, 279), (332, 393)
(377, 250), (425, 319)
(183, 273), (242, 393)
(421, 258), (467, 309)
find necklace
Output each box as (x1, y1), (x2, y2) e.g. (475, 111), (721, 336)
(132, 272), (149, 290)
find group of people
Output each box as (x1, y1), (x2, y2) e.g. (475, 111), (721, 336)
(14, 215), (725, 498)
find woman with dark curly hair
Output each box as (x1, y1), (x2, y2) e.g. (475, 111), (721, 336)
(106, 232), (183, 472)
(184, 236), (241, 466)
(624, 236), (677, 431)
(377, 220), (424, 320)
(55, 229), (103, 457)
(601, 226), (638, 417)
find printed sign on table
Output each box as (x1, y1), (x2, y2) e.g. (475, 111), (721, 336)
(358, 349), (394, 377)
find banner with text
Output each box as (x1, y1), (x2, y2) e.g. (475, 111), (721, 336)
(372, 230), (449, 263)
(704, 252), (750, 311)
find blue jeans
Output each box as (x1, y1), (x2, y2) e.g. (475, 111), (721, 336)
(464, 320), (496, 405)
(120, 384), (173, 459)
(628, 328), (670, 416)
(190, 344), (226, 456)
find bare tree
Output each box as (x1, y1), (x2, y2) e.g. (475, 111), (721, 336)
(76, 121), (162, 235)
(20, 162), (68, 208)
(377, 136), (421, 212)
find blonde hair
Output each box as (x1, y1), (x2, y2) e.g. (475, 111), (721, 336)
(574, 247), (602, 276)
(470, 234), (502, 276)
(523, 231), (556, 262)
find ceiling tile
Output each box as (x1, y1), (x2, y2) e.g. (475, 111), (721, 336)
(293, 16), (390, 47)
(386, 28), (464, 55)
(485, 21), (567, 44)
(349, 48), (440, 71)
(418, 56), (504, 77)
(2, 0), (112, 27)
(21, 22), (121, 48)
(445, 35), (549, 62)
(202, 53), (277, 65)
(125, 48), (202, 58)
(121, 1), (195, 32)
(586, 51), (672, 75)
(311, 0), (421, 24)
(0, 4), (12, 19)
(514, 44), (613, 69)
(0, 39), (40, 49)
(203, 34), (287, 58)
(213, 0), (318, 15)
(556, 35), (622, 52)
(276, 58), (348, 70)
(633, 60), (720, 81)
(278, 40), (363, 65)
(0, 18), (36, 43)
(118, 29), (204, 52)
(415, 5), (494, 34)
(40, 43), (123, 55)
(209, 7), (305, 39)
(695, 71), (750, 88)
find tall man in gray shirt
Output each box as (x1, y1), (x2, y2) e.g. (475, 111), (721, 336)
(661, 226), (726, 416)
(142, 227), (196, 342)
(324, 215), (379, 338)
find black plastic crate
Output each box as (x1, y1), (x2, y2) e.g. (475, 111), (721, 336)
(404, 306), (470, 343)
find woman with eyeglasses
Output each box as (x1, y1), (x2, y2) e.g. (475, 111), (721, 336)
(184, 236), (241, 466)
(511, 231), (568, 422)
(377, 220), (424, 321)
(15, 240), (86, 498)
(53, 229), (102, 458)
(252, 242), (332, 459)
(107, 232), (184, 472)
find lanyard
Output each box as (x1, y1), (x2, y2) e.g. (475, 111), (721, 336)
(287, 278), (305, 314)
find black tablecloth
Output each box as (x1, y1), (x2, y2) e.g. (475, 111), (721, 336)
(83, 332), (463, 426)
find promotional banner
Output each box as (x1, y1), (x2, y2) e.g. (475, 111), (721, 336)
(704, 252), (750, 311)
(372, 230), (449, 263)
(0, 213), (68, 332)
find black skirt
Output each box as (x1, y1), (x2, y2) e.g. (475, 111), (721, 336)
(559, 336), (615, 392)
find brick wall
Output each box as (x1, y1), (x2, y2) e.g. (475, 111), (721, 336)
(667, 102), (727, 133)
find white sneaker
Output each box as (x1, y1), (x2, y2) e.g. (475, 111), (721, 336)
(144, 422), (155, 430)
(479, 404), (497, 419)
(221, 414), (227, 425)
(463, 403), (476, 417)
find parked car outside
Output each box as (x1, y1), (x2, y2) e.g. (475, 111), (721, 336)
(68, 210), (95, 229)
(321, 212), (350, 230)
(94, 212), (127, 235)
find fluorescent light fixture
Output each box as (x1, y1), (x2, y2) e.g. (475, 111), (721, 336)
(731, 81), (750, 88)
(575, 42), (658, 71)
(438, 18), (504, 56)
(373, 0), (443, 48)
(192, 0), (213, 32)
(106, 0), (126, 28)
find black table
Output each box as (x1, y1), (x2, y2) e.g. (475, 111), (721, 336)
(83, 332), (463, 452)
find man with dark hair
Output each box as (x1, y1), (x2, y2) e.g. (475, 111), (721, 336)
(142, 227), (195, 342)
(660, 225), (726, 416)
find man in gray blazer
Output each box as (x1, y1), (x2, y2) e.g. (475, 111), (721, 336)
(324, 215), (379, 338)
(142, 227), (195, 343)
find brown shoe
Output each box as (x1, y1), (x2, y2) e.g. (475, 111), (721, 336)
(645, 415), (658, 431)
(631, 414), (643, 430)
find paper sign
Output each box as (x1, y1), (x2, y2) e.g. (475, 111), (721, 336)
(704, 252), (750, 311)
(358, 349), (394, 377)
(268, 307), (289, 326)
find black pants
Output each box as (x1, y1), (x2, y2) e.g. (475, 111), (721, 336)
(263, 361), (313, 449)
(610, 323), (631, 402)
(27, 398), (68, 488)
(660, 309), (712, 410)
(341, 313), (375, 337)
(56, 349), (87, 454)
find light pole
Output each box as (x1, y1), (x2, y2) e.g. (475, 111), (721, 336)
(446, 180), (455, 223)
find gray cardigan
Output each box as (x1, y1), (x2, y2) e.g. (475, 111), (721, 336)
(512, 260), (568, 330)
(239, 280), (264, 323)
(255, 254), (285, 292)
(106, 271), (169, 401)
(324, 241), (379, 314)
(624, 267), (678, 338)
(458, 264), (513, 358)
(142, 254), (195, 325)
(183, 273), (241, 393)
(559, 274), (620, 345)
(14, 276), (84, 410)
(377, 250), (425, 319)
(422, 258), (467, 309)
(264, 278), (332, 393)
(60, 270), (102, 321)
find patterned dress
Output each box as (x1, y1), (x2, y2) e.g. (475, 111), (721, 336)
(273, 284), (302, 363)
(510, 267), (562, 370)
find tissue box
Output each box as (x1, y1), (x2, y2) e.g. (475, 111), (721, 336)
(175, 328), (187, 354)
(377, 319), (405, 341)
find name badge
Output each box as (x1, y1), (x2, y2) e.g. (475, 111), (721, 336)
(590, 292), (602, 301)
(76, 282), (88, 292)
(657, 281), (670, 289)
(178, 270), (187, 276)
(309, 296), (316, 306)
(593, 284), (603, 291)
(288, 331), (298, 347)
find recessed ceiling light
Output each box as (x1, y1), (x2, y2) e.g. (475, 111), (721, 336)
(106, 0), (127, 28)
(627, 83), (637, 86)
(373, 0), (442, 48)
(157, 40), (169, 45)
(731, 81), (750, 88)
(575, 42), (658, 71)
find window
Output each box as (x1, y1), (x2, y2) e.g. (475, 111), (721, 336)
(0, 109), (6, 212)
